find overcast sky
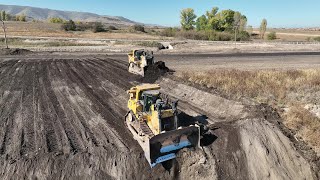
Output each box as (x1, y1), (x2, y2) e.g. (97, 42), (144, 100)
(1, 0), (319, 27)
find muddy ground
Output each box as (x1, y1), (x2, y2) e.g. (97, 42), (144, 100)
(0, 53), (319, 179)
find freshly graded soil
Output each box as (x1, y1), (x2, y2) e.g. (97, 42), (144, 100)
(0, 54), (318, 179)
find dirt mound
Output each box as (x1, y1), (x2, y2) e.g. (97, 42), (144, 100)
(143, 61), (170, 83)
(0, 48), (32, 55)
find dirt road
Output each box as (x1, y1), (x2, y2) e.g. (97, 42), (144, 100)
(0, 54), (318, 179)
(108, 52), (320, 71)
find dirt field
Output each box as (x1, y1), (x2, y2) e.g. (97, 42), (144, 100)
(0, 22), (165, 40)
(0, 53), (319, 179)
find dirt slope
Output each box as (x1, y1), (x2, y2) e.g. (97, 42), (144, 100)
(0, 55), (318, 179)
(157, 78), (317, 180)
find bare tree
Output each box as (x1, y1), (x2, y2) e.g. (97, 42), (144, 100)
(260, 19), (267, 39)
(233, 12), (241, 48)
(1, 20), (8, 49)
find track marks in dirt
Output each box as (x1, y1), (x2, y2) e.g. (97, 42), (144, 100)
(1, 56), (317, 179)
(0, 57), (136, 160)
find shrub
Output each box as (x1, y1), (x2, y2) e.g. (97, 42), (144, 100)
(212, 31), (233, 41)
(108, 25), (118, 30)
(91, 22), (106, 33)
(131, 24), (145, 32)
(159, 28), (248, 41)
(61, 20), (76, 31)
(160, 28), (179, 37)
(74, 22), (91, 31)
(174, 30), (235, 41)
(237, 31), (250, 41)
(267, 31), (277, 40)
(15, 14), (26, 22)
(176, 30), (208, 40)
(313, 37), (320, 42)
(49, 17), (65, 23)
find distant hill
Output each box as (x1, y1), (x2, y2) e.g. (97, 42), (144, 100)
(0, 4), (141, 26)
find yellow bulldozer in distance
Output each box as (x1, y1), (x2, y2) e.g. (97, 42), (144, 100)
(125, 84), (201, 167)
(127, 49), (154, 77)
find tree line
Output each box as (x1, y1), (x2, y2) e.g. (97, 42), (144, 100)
(0, 11), (26, 22)
(181, 7), (248, 32)
(179, 7), (272, 40)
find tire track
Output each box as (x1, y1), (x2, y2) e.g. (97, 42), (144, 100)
(53, 60), (100, 147)
(52, 60), (96, 149)
(38, 63), (66, 153)
(0, 62), (27, 157)
(20, 62), (36, 156)
(44, 61), (85, 153)
(63, 59), (131, 150)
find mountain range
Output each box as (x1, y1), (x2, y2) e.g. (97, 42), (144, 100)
(0, 4), (141, 26)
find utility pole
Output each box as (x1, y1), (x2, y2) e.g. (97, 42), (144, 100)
(1, 20), (8, 49)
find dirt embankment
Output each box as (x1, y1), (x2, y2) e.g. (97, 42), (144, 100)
(0, 48), (32, 55)
(0, 55), (318, 179)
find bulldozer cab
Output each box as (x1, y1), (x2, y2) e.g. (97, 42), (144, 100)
(141, 90), (160, 113)
(134, 50), (144, 60)
(141, 90), (179, 134)
(128, 49), (154, 65)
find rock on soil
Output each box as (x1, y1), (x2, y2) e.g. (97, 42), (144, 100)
(0, 48), (32, 55)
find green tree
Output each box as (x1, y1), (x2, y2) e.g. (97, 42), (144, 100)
(19, 14), (26, 22)
(196, 15), (208, 31)
(180, 8), (197, 31)
(206, 17), (219, 31)
(205, 7), (220, 30)
(61, 20), (76, 31)
(260, 19), (267, 39)
(206, 7), (219, 19)
(1, 11), (5, 21)
(216, 9), (235, 31)
(4, 13), (10, 21)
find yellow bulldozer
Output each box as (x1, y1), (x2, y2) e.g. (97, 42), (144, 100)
(125, 84), (201, 167)
(128, 49), (154, 77)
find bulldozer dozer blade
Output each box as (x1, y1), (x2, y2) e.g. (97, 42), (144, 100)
(128, 63), (145, 77)
(147, 125), (201, 167)
(125, 112), (201, 168)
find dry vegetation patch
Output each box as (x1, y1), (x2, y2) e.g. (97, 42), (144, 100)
(0, 22), (164, 40)
(177, 69), (320, 154)
(177, 69), (320, 102)
(284, 105), (320, 154)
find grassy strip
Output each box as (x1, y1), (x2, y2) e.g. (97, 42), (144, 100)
(177, 69), (320, 153)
